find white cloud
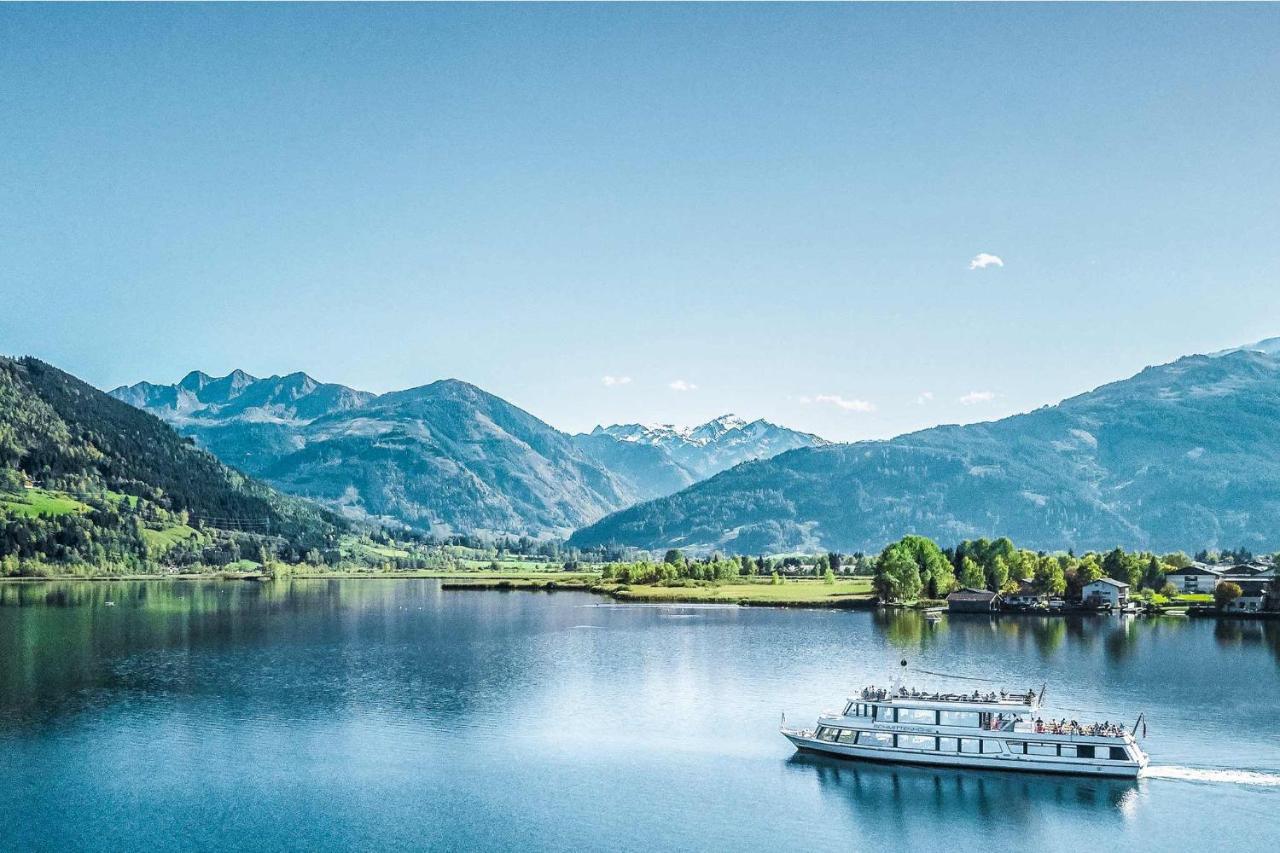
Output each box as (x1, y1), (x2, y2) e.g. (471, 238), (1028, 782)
(968, 252), (1004, 270)
(810, 394), (876, 412)
(959, 390), (996, 405)
(601, 375), (632, 387)
(668, 379), (698, 392)
(916, 391), (934, 405)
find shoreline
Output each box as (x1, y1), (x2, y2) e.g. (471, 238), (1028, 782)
(2, 572), (1276, 619)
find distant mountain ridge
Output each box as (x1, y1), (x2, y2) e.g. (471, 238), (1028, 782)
(570, 348), (1280, 555)
(111, 373), (824, 537)
(588, 415), (828, 481)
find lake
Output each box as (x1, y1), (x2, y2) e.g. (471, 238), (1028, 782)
(1, 579), (1277, 851)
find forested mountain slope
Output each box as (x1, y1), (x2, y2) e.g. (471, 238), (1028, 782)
(1, 357), (343, 572)
(570, 351), (1280, 555)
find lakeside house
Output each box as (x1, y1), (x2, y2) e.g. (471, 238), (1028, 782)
(1004, 579), (1047, 610)
(1225, 579), (1269, 613)
(1082, 577), (1129, 609)
(945, 587), (1000, 613)
(1165, 564), (1223, 593)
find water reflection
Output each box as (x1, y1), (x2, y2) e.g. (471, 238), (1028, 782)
(0, 579), (580, 731)
(787, 751), (1138, 829)
(1214, 618), (1280, 665)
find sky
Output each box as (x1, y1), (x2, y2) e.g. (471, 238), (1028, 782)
(2, 4), (1278, 441)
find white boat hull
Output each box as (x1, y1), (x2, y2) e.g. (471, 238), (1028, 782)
(784, 731), (1144, 779)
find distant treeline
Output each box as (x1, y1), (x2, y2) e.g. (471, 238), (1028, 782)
(871, 534), (1277, 603)
(598, 549), (872, 585)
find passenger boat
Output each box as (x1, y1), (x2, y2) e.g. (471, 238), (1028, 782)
(782, 684), (1148, 778)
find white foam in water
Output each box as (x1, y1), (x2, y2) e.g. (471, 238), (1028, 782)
(1145, 765), (1280, 787)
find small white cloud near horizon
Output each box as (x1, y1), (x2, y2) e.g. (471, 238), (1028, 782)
(959, 390), (997, 405)
(806, 393), (876, 412)
(601, 375), (632, 387)
(968, 252), (1004, 270)
(668, 379), (698, 392)
(916, 391), (934, 405)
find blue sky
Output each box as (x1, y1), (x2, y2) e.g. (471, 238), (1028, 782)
(2, 4), (1278, 441)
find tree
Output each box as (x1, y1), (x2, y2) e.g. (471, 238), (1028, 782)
(1102, 547), (1141, 588)
(823, 568), (836, 584)
(894, 535), (954, 598)
(827, 552), (842, 574)
(874, 545), (922, 603)
(663, 549), (685, 568)
(1215, 582), (1242, 610)
(1032, 555), (1066, 596)
(1141, 556), (1166, 591)
(985, 555), (1010, 593)
(960, 556), (986, 589)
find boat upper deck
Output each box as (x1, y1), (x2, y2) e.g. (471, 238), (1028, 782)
(856, 685), (1039, 711)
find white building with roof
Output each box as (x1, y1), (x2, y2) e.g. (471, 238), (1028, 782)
(1165, 564), (1223, 593)
(1082, 577), (1129, 609)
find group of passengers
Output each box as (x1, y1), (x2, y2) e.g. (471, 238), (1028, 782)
(860, 686), (1038, 704)
(1033, 718), (1125, 737)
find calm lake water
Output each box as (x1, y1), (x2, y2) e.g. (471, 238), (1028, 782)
(1, 579), (1277, 852)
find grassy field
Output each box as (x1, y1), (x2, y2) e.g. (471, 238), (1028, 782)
(457, 558), (561, 571)
(604, 577), (875, 607)
(0, 488), (90, 518)
(293, 568), (600, 581)
(141, 524), (202, 551)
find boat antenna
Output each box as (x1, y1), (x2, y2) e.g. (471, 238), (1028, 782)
(1131, 712), (1146, 738)
(1037, 682), (1047, 706)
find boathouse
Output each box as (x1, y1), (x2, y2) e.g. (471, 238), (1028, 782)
(945, 587), (1000, 613)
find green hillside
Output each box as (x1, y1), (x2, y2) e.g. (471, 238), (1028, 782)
(0, 356), (346, 575)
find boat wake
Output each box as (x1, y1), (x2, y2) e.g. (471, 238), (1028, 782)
(1144, 765), (1280, 787)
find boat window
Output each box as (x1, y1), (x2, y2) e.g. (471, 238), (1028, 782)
(817, 727), (839, 742)
(959, 738), (981, 753)
(857, 731), (895, 747)
(938, 737), (959, 753)
(1077, 745), (1095, 759)
(900, 735), (936, 751)
(1027, 742), (1056, 757)
(940, 711), (981, 728)
(1109, 747), (1128, 761)
(843, 702), (854, 716)
(898, 709), (937, 725)
(836, 729), (858, 744)
(981, 739), (1002, 754)
(1059, 745), (1077, 758)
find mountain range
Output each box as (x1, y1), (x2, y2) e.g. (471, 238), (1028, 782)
(570, 346), (1280, 554)
(109, 373), (825, 537)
